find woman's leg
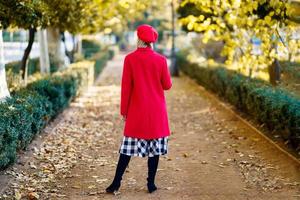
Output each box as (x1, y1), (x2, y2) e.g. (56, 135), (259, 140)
(147, 155), (159, 193)
(106, 154), (131, 193)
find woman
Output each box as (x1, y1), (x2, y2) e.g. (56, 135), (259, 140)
(106, 24), (172, 194)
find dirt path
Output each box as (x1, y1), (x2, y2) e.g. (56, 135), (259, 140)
(1, 52), (300, 200)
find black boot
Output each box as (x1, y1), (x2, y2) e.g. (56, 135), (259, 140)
(106, 154), (131, 193)
(147, 155), (159, 193)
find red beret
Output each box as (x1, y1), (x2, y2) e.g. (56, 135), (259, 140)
(137, 24), (158, 43)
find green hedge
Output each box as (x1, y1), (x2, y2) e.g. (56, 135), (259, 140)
(280, 61), (300, 81)
(89, 50), (113, 79)
(108, 48), (115, 60)
(177, 51), (300, 150)
(2, 31), (24, 42)
(82, 39), (102, 59)
(0, 61), (94, 169)
(6, 58), (40, 76)
(6, 58), (59, 76)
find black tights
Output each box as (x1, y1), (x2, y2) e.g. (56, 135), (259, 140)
(147, 155), (159, 184)
(111, 154), (131, 184)
(110, 154), (159, 185)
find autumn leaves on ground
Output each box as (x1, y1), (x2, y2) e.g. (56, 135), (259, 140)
(0, 53), (300, 200)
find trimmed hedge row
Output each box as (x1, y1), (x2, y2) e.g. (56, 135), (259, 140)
(6, 58), (40, 76)
(89, 50), (113, 79)
(82, 39), (115, 61)
(280, 61), (300, 80)
(0, 61), (94, 169)
(177, 51), (300, 150)
(6, 57), (59, 76)
(82, 39), (102, 59)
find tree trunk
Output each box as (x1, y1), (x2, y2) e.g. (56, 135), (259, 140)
(10, 31), (13, 42)
(71, 34), (76, 61)
(61, 32), (74, 63)
(76, 34), (82, 55)
(47, 27), (65, 69)
(0, 30), (10, 100)
(153, 20), (158, 51)
(38, 29), (50, 74)
(170, 0), (179, 76)
(21, 28), (36, 81)
(288, 52), (292, 63)
(72, 34), (76, 51)
(268, 58), (281, 86)
(268, 43), (281, 86)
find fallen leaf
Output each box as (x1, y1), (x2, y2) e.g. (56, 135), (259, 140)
(113, 191), (121, 196)
(29, 162), (37, 169)
(165, 187), (173, 190)
(14, 190), (22, 200)
(251, 137), (260, 142)
(87, 192), (97, 196)
(27, 192), (39, 200)
(88, 185), (96, 189)
(96, 178), (108, 183)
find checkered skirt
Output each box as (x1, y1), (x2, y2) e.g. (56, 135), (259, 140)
(119, 136), (168, 157)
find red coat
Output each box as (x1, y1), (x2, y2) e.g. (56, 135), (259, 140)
(120, 47), (172, 139)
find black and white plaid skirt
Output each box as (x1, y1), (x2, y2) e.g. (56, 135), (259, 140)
(119, 136), (168, 157)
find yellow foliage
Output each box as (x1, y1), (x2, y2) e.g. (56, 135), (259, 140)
(179, 0), (298, 78)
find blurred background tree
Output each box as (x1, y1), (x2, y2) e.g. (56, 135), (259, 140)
(1, 0), (48, 80)
(0, 0), (175, 99)
(178, 0), (300, 86)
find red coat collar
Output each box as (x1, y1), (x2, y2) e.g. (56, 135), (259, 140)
(137, 47), (153, 52)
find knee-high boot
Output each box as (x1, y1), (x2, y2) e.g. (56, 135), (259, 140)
(147, 155), (159, 193)
(106, 154), (131, 193)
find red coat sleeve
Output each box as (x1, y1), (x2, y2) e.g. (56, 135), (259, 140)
(120, 56), (133, 116)
(161, 58), (172, 90)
